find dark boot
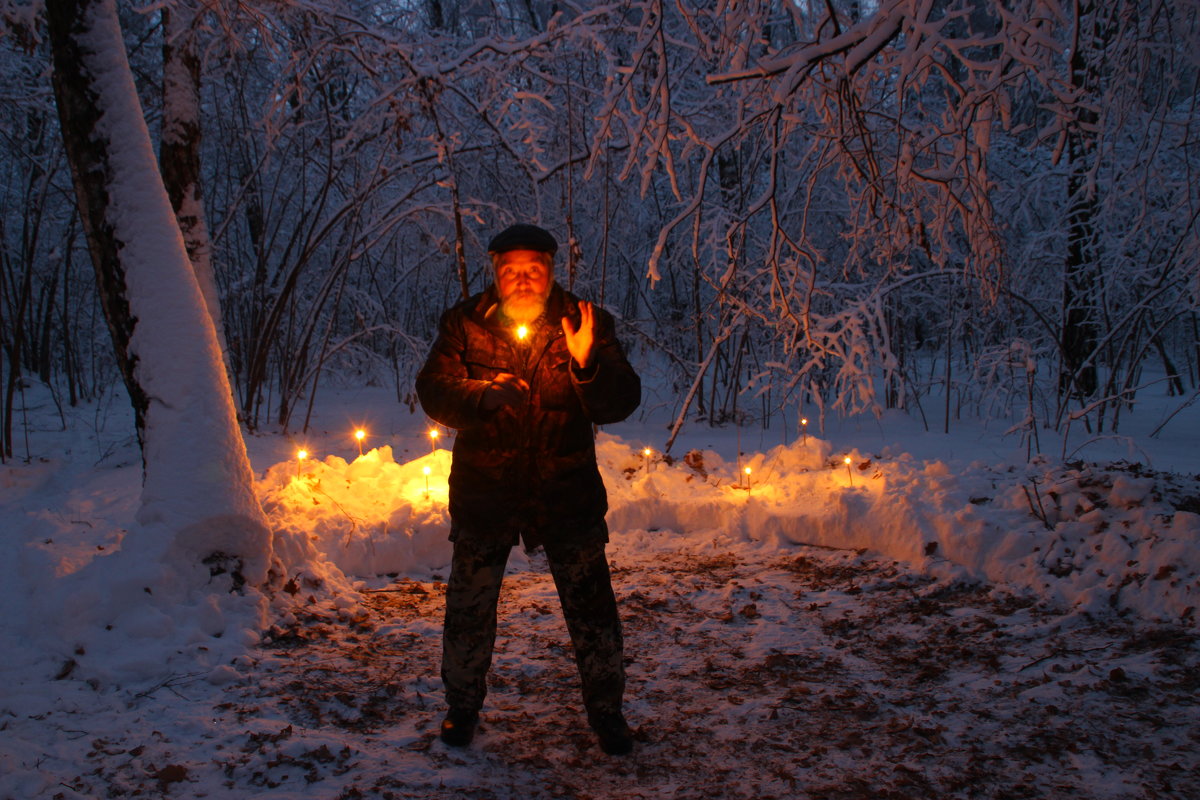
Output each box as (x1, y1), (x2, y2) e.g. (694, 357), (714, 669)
(439, 708), (479, 747)
(589, 711), (633, 755)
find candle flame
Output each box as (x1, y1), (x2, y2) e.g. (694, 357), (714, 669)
(297, 449), (308, 461)
(801, 417), (808, 426)
(430, 428), (439, 440)
(844, 456), (852, 465)
(355, 429), (365, 441)
(643, 448), (652, 457)
(516, 324), (529, 340)
(744, 466), (752, 475)
(423, 466), (432, 476)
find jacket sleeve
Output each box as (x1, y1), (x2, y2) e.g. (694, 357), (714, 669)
(570, 306), (641, 425)
(416, 308), (492, 430)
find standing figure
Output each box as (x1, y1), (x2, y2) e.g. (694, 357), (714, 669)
(416, 223), (641, 755)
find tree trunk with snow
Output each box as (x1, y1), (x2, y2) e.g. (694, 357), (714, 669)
(47, 0), (273, 584)
(47, 0), (149, 439)
(160, 1), (231, 369)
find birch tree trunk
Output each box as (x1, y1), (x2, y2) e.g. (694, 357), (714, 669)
(47, 0), (272, 584)
(161, 1), (231, 368)
(47, 0), (148, 439)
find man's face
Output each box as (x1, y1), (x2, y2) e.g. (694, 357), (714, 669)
(495, 249), (553, 323)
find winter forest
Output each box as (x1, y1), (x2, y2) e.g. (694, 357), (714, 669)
(3, 0), (1197, 455)
(3, 1), (1200, 798)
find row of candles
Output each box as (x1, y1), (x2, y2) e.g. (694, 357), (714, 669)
(295, 427), (443, 492)
(639, 450), (853, 492)
(294, 417), (857, 494)
(637, 415), (856, 494)
(640, 445), (756, 496)
(296, 427), (441, 465)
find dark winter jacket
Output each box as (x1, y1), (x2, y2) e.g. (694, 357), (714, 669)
(416, 283), (640, 549)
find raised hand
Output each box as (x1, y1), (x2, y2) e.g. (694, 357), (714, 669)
(561, 300), (595, 369)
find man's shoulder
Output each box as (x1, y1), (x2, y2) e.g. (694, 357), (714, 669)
(442, 290), (495, 324)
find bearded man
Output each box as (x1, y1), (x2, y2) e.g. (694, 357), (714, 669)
(416, 223), (641, 755)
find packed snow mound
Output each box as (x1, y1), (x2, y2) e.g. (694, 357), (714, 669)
(257, 446), (454, 579)
(604, 436), (1200, 623)
(0, 509), (274, 686)
(0, 432), (355, 687)
(256, 434), (1200, 624)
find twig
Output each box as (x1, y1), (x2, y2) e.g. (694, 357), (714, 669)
(1018, 642), (1115, 671)
(1021, 479), (1053, 530)
(133, 671), (207, 700)
(1149, 386), (1200, 439)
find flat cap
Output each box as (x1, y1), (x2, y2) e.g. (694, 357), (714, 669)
(487, 223), (558, 255)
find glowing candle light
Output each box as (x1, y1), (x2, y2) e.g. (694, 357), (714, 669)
(643, 447), (653, 473)
(743, 465), (752, 495)
(296, 448), (308, 477)
(429, 427), (440, 453)
(516, 324), (529, 341)
(844, 455), (853, 485)
(355, 428), (365, 457)
(801, 417), (809, 446)
(423, 464), (432, 494)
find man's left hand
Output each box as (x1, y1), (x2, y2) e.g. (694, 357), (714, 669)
(561, 300), (595, 369)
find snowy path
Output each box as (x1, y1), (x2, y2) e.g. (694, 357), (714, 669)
(46, 534), (1196, 799)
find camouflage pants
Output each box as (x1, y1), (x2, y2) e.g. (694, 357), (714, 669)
(441, 533), (625, 718)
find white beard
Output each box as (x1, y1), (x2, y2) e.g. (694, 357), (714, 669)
(501, 290), (547, 324)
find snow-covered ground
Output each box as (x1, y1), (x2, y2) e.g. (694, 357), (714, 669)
(2, 380), (1198, 798)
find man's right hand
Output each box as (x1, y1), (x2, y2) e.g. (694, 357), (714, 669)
(480, 372), (529, 411)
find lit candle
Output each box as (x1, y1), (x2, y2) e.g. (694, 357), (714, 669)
(844, 455), (853, 484)
(355, 428), (365, 457)
(743, 465), (752, 495)
(297, 448), (308, 477)
(423, 464), (432, 494)
(801, 417), (808, 446)
(429, 428), (440, 453)
(516, 324), (529, 341)
(643, 447), (653, 473)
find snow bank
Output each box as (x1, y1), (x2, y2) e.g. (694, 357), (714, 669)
(255, 433), (1200, 625)
(0, 503), (268, 685)
(257, 446), (454, 579)
(4, 420), (1193, 689)
(0, 394), (355, 688)
(0, 510), (354, 688)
